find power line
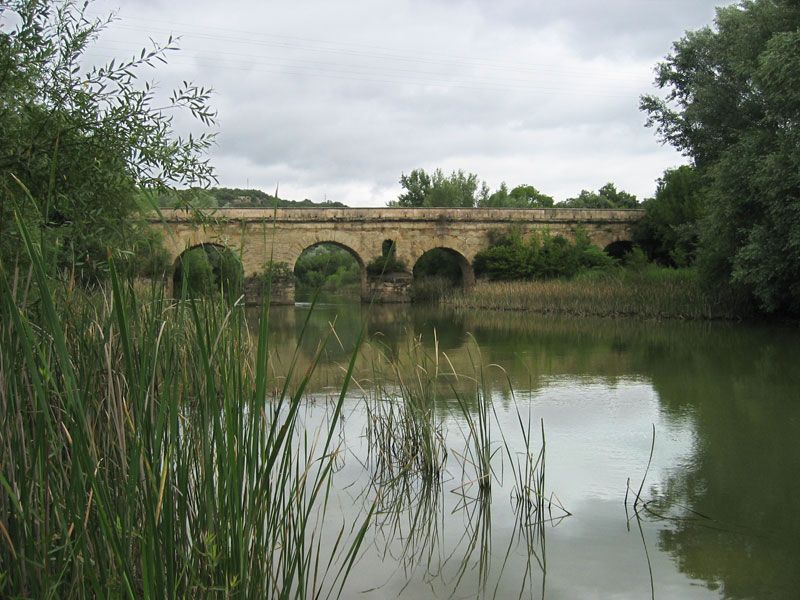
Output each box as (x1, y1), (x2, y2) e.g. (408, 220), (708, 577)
(95, 17), (648, 84)
(84, 47), (643, 99)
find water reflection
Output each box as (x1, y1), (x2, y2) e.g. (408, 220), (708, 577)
(253, 303), (800, 599)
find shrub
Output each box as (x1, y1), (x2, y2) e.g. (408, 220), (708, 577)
(473, 229), (616, 281)
(174, 245), (242, 301)
(367, 240), (406, 275)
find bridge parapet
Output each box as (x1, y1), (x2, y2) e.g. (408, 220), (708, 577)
(151, 207), (643, 224)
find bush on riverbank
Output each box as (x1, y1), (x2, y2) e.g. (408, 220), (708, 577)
(446, 267), (748, 320)
(473, 229), (615, 281)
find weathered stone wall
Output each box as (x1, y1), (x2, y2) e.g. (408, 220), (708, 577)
(148, 207), (644, 304)
(366, 272), (413, 303)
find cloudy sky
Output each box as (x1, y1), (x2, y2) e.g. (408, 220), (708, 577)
(82, 0), (733, 206)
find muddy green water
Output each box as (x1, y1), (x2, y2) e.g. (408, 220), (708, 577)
(263, 302), (800, 599)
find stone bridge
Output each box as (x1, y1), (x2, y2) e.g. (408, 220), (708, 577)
(148, 207), (644, 303)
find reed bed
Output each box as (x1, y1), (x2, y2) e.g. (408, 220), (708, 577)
(0, 219), (372, 598)
(446, 268), (746, 320)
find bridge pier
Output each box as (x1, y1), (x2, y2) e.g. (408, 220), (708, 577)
(243, 274), (295, 305)
(365, 272), (413, 303)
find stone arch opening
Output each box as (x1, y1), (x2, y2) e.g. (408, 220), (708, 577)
(411, 247), (474, 301)
(604, 240), (635, 260)
(172, 243), (244, 302)
(293, 241), (366, 303)
(381, 239), (396, 257)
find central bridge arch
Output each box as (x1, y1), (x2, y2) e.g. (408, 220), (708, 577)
(292, 240), (368, 302)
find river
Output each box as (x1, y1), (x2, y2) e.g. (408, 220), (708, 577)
(256, 302), (800, 599)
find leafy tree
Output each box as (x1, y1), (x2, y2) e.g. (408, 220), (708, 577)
(634, 166), (705, 267)
(0, 0), (216, 281)
(478, 183), (555, 208)
(395, 168), (484, 207)
(413, 249), (463, 282)
(396, 169), (432, 207)
(640, 0), (800, 313)
(560, 183), (638, 209)
(509, 184), (555, 208)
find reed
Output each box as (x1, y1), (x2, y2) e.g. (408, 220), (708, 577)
(0, 216), (371, 598)
(363, 333), (447, 484)
(447, 268), (747, 320)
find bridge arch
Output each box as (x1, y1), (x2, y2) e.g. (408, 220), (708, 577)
(604, 240), (635, 260)
(411, 247), (475, 288)
(292, 240), (368, 301)
(172, 242), (244, 301)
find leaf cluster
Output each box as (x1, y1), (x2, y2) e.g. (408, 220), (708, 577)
(634, 165), (705, 267)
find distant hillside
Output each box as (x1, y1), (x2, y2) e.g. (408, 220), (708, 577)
(153, 187), (347, 209)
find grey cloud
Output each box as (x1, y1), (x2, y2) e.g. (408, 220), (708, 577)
(86, 0), (719, 205)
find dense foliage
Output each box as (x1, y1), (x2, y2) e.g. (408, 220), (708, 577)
(172, 244), (243, 302)
(560, 183), (639, 209)
(295, 245), (360, 295)
(0, 0), (215, 282)
(478, 183), (555, 208)
(393, 168), (636, 210)
(634, 166), (705, 267)
(641, 0), (800, 313)
(413, 249), (464, 283)
(393, 168), (486, 208)
(366, 240), (406, 275)
(473, 229), (614, 281)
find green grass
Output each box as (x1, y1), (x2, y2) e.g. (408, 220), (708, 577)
(446, 267), (748, 320)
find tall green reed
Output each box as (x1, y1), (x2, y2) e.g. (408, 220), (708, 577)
(0, 214), (371, 598)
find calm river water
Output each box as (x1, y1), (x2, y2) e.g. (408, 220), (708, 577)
(260, 302), (800, 599)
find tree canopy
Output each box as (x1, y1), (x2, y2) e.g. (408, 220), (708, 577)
(394, 168), (485, 208)
(641, 0), (800, 313)
(1, 0), (216, 280)
(634, 166), (705, 267)
(478, 183), (555, 208)
(560, 183), (638, 209)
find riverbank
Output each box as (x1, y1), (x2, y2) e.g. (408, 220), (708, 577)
(444, 268), (747, 320)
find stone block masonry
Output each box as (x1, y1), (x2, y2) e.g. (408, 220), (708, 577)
(148, 207), (644, 304)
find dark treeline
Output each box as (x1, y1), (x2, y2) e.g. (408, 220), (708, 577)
(152, 187), (347, 209)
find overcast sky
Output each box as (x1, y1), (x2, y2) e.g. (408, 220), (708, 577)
(82, 0), (733, 206)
